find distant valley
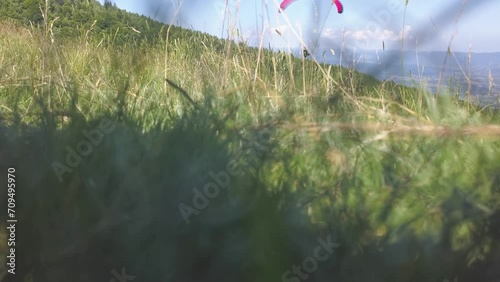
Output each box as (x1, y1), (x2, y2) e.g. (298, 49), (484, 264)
(324, 50), (500, 108)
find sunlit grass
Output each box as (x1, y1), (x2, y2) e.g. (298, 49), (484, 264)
(0, 13), (499, 281)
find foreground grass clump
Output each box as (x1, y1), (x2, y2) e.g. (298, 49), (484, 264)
(1, 21), (500, 282)
(0, 107), (316, 282)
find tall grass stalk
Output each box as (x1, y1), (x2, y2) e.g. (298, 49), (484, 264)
(0, 4), (499, 280)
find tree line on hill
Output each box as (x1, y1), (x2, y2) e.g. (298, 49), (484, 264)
(0, 0), (228, 49)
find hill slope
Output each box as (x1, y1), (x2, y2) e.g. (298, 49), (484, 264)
(0, 0), (229, 47)
(1, 1), (500, 282)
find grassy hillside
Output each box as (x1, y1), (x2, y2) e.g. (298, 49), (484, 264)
(1, 1), (500, 282)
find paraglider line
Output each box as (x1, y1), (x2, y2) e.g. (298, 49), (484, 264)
(311, 3), (333, 57)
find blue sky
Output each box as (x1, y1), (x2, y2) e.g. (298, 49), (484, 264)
(98, 0), (499, 53)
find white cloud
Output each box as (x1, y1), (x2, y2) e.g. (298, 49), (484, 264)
(319, 25), (413, 50)
(323, 25), (412, 42)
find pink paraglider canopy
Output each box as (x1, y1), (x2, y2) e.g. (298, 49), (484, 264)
(279, 0), (343, 14)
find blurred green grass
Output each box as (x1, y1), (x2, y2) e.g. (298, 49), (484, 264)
(0, 19), (500, 282)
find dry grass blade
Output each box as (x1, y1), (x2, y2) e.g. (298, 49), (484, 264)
(280, 122), (500, 138)
(165, 78), (200, 111)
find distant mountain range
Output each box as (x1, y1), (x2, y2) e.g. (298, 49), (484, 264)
(323, 50), (500, 108)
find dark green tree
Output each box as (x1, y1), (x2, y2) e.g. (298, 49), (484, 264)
(22, 0), (44, 24)
(104, 0), (112, 9)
